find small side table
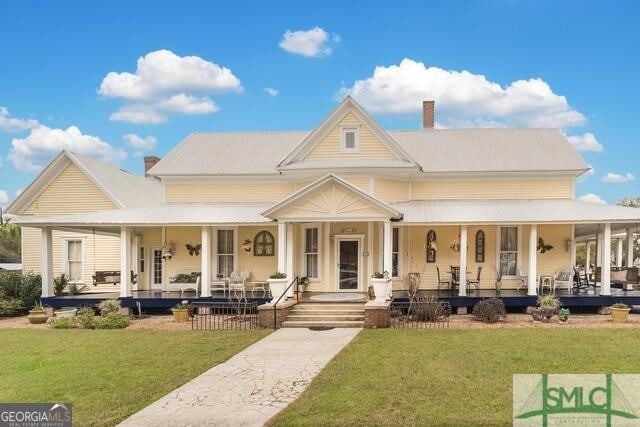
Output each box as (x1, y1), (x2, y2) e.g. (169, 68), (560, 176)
(539, 275), (554, 293)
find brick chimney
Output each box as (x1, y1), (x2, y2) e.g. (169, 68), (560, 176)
(144, 156), (161, 176)
(422, 100), (435, 129)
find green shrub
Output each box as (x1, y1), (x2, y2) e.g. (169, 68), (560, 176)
(53, 274), (69, 297)
(95, 312), (130, 329)
(173, 272), (200, 283)
(98, 299), (121, 316)
(269, 272), (287, 279)
(76, 307), (97, 329)
(0, 298), (23, 317)
(611, 302), (629, 309)
(67, 283), (87, 296)
(0, 271), (42, 313)
(49, 317), (77, 329)
(472, 298), (507, 323)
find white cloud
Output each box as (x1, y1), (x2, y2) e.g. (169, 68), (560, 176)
(577, 193), (607, 204)
(279, 27), (338, 57)
(338, 58), (587, 129)
(99, 49), (241, 123)
(264, 87), (279, 97)
(0, 106), (40, 132)
(124, 133), (157, 157)
(15, 188), (22, 197)
(602, 172), (635, 183)
(566, 133), (603, 152)
(0, 189), (9, 208)
(8, 125), (127, 172)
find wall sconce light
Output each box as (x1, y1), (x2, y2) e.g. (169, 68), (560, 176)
(242, 238), (252, 252)
(161, 242), (176, 260)
(449, 242), (461, 252)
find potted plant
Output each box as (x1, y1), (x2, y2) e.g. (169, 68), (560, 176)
(171, 300), (190, 322)
(53, 273), (69, 296)
(610, 302), (631, 323)
(27, 301), (49, 324)
(557, 308), (570, 323)
(268, 272), (288, 303)
(54, 307), (78, 318)
(495, 263), (503, 293)
(537, 295), (560, 322)
(531, 308), (544, 321)
(371, 271), (391, 303)
(295, 276), (310, 300)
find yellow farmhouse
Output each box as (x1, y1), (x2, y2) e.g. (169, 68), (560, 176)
(7, 97), (640, 317)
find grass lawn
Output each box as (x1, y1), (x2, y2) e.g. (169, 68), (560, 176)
(271, 329), (640, 426)
(0, 329), (270, 426)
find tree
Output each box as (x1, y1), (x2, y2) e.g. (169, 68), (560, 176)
(0, 219), (21, 263)
(616, 196), (640, 265)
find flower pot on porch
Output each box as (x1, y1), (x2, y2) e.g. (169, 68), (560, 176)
(610, 307), (630, 323)
(495, 280), (502, 293)
(27, 310), (49, 324)
(171, 308), (189, 322)
(268, 278), (289, 303)
(371, 278), (392, 303)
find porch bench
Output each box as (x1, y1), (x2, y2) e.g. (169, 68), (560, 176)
(594, 267), (639, 289)
(92, 271), (120, 286)
(167, 271), (201, 293)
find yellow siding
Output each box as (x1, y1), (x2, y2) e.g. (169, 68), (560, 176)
(163, 227), (201, 280)
(342, 176), (369, 192)
(411, 179), (574, 200)
(305, 112), (395, 160)
(22, 227), (120, 292)
(238, 226), (279, 282)
(24, 163), (116, 214)
(165, 183), (295, 203)
(375, 178), (409, 203)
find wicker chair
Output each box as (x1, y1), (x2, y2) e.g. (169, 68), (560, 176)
(436, 265), (450, 295)
(467, 266), (482, 293)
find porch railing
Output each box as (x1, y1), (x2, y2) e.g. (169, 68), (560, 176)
(190, 301), (259, 330)
(273, 276), (299, 330)
(390, 300), (451, 328)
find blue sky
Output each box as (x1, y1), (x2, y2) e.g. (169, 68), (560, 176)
(1, 0), (639, 207)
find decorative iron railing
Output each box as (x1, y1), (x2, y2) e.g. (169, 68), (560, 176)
(390, 299), (451, 328)
(190, 301), (259, 331)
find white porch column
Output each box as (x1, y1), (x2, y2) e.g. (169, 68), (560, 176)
(161, 226), (168, 291)
(627, 228), (635, 267)
(277, 222), (287, 274)
(596, 231), (603, 269)
(616, 238), (624, 267)
(585, 241), (592, 274)
(570, 224), (576, 269)
(120, 226), (132, 298)
(286, 223), (295, 297)
(41, 227), (54, 297)
(132, 234), (140, 291)
(602, 223), (611, 296)
(200, 226), (211, 297)
(528, 224), (538, 296)
(383, 221), (392, 276)
(458, 225), (467, 296)
(367, 222), (374, 280)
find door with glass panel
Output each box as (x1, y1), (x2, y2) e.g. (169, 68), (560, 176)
(337, 238), (359, 290)
(151, 248), (163, 288)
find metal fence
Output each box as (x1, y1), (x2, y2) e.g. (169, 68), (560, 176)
(390, 300), (451, 328)
(190, 301), (259, 331)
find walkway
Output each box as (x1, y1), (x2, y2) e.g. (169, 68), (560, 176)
(120, 327), (361, 427)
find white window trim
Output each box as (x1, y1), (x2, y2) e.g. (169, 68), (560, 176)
(495, 225), (522, 279)
(61, 238), (84, 284)
(150, 247), (163, 287)
(216, 227), (237, 278)
(301, 223), (321, 281)
(392, 226), (402, 279)
(340, 126), (360, 153)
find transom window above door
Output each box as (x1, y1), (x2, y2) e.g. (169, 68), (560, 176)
(341, 126), (359, 152)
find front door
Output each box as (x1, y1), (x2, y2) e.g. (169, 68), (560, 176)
(337, 238), (360, 290)
(150, 248), (163, 289)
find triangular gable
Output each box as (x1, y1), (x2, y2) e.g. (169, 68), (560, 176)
(6, 151), (124, 214)
(278, 96), (417, 167)
(262, 174), (402, 221)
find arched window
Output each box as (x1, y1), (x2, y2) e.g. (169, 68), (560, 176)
(254, 231), (275, 256)
(475, 230), (485, 263)
(426, 230), (436, 263)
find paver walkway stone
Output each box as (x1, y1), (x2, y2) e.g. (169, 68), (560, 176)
(120, 327), (361, 427)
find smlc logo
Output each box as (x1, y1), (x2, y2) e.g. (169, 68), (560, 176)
(514, 374), (640, 426)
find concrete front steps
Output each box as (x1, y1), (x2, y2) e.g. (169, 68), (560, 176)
(281, 302), (365, 328)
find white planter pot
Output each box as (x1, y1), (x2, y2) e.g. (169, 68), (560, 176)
(54, 308), (77, 318)
(371, 278), (392, 303)
(268, 278), (289, 303)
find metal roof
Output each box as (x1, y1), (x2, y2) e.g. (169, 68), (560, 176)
(149, 128), (588, 176)
(391, 199), (640, 224)
(13, 203), (273, 226)
(389, 128), (588, 173)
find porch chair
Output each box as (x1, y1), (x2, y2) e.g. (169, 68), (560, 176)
(467, 266), (482, 294)
(518, 269), (540, 293)
(450, 266), (460, 292)
(436, 265), (450, 296)
(210, 278), (227, 296)
(573, 266), (590, 289)
(553, 269), (572, 294)
(228, 270), (249, 298)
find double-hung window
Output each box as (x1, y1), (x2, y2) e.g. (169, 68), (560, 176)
(65, 239), (83, 283)
(304, 227), (319, 279)
(498, 226), (519, 277)
(217, 229), (235, 278)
